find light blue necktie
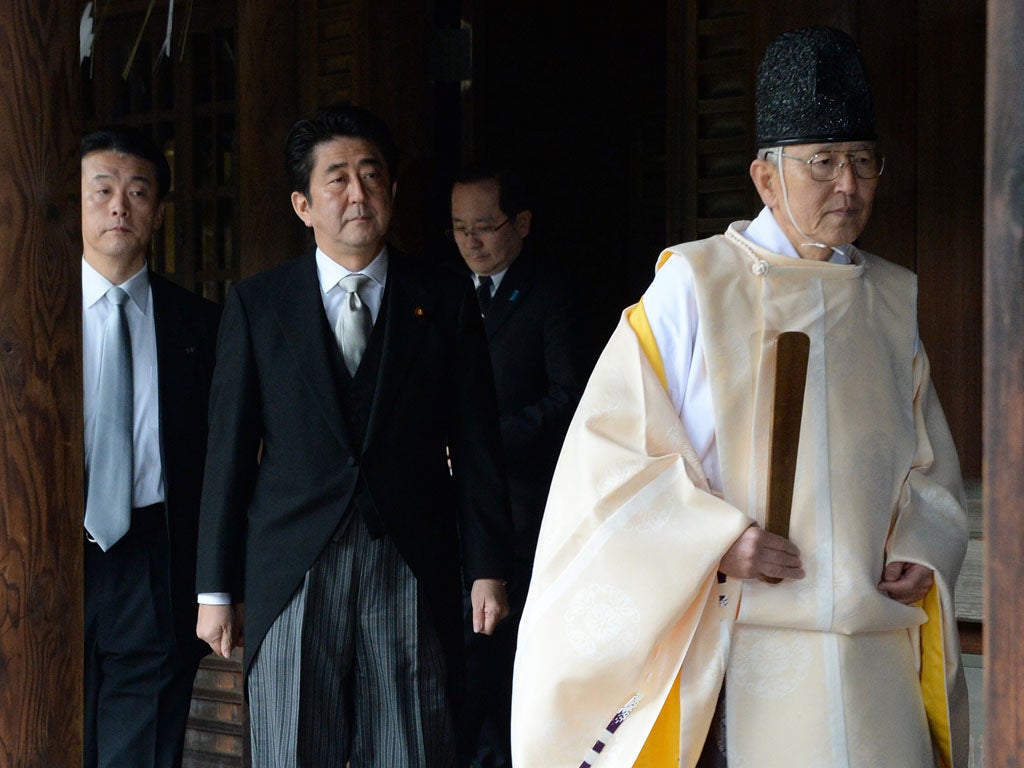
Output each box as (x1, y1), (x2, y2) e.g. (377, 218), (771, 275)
(85, 286), (134, 551)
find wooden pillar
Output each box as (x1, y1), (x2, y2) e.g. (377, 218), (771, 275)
(984, 0), (1024, 763)
(0, 1), (83, 763)
(237, 2), (302, 277)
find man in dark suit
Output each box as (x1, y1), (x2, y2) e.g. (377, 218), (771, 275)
(81, 128), (219, 767)
(195, 105), (512, 767)
(449, 167), (590, 767)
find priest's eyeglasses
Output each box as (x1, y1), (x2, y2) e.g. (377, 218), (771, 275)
(446, 218), (511, 241)
(769, 149), (885, 181)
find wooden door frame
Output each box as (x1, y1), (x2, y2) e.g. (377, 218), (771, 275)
(983, 0), (1024, 760)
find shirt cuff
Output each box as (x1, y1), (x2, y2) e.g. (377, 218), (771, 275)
(197, 592), (232, 605)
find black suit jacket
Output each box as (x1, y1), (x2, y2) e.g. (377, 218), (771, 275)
(196, 249), (512, 676)
(150, 272), (221, 662)
(476, 246), (590, 566)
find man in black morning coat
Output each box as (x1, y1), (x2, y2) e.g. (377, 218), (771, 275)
(195, 105), (512, 767)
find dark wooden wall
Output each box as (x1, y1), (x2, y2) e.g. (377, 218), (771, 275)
(464, 0), (669, 345)
(0, 0), (83, 762)
(237, 1), (987, 486)
(79, 5), (988, 477)
(69, 0), (996, 762)
(458, 0), (984, 478)
(750, 1), (985, 479)
(0, 1), (983, 763)
(237, 3), (301, 277)
(872, 0), (984, 481)
(984, 0), (1024, 761)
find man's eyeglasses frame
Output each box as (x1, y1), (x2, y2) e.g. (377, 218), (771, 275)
(766, 149), (886, 182)
(445, 218), (511, 242)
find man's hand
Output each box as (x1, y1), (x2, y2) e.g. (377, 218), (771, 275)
(719, 524), (805, 582)
(878, 561), (933, 604)
(470, 578), (509, 635)
(197, 603), (245, 658)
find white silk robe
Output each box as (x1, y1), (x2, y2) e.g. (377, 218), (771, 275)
(511, 224), (970, 768)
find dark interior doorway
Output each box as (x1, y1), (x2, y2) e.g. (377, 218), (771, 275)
(449, 2), (670, 346)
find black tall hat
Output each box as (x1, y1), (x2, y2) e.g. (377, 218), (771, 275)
(755, 26), (876, 148)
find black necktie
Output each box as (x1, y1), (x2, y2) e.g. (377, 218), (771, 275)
(476, 275), (493, 317)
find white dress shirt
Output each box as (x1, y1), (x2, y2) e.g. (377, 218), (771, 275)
(471, 265), (509, 298)
(82, 258), (164, 509)
(317, 246), (388, 327)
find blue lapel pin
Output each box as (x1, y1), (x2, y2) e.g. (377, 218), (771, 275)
(509, 289), (520, 302)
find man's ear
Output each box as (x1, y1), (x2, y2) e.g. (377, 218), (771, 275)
(514, 209), (532, 238)
(153, 201), (166, 231)
(291, 191), (313, 227)
(750, 158), (779, 208)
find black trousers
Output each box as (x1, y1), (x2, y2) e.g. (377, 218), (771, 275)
(458, 601), (518, 768)
(457, 546), (533, 768)
(84, 504), (200, 768)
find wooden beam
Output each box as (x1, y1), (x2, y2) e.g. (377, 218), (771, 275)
(0, 0), (83, 762)
(984, 0), (1024, 763)
(237, 1), (303, 276)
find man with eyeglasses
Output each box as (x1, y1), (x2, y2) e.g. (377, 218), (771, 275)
(512, 26), (969, 768)
(449, 167), (590, 768)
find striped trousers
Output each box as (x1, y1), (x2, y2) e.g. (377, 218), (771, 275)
(248, 516), (456, 767)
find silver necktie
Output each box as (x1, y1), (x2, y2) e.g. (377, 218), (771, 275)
(335, 274), (372, 376)
(85, 286), (134, 551)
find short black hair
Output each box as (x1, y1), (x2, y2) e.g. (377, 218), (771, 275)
(285, 103), (399, 198)
(81, 127), (172, 200)
(453, 165), (531, 219)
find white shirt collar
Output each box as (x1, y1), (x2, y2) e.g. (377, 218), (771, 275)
(316, 246), (389, 293)
(82, 258), (151, 312)
(474, 265), (509, 291)
(742, 206), (852, 265)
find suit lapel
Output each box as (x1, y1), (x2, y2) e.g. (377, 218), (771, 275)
(150, 274), (208, 508)
(272, 254), (357, 455)
(150, 276), (183, 476)
(483, 252), (533, 339)
(362, 251), (432, 452)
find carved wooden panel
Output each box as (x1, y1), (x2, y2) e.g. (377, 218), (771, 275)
(83, 0), (240, 302)
(670, 0), (759, 245)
